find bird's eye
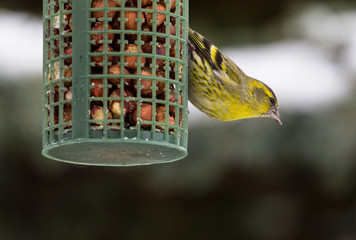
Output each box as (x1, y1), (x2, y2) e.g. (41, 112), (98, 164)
(268, 97), (276, 106)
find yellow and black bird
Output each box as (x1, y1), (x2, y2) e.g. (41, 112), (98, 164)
(188, 28), (282, 125)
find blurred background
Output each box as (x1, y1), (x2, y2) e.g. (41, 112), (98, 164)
(1, 0), (356, 239)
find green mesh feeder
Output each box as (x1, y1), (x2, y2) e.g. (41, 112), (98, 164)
(42, 0), (189, 166)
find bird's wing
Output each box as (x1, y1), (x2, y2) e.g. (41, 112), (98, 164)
(188, 28), (228, 74)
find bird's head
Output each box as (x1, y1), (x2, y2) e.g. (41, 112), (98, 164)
(248, 78), (282, 125)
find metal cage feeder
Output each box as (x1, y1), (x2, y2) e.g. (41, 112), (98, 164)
(42, 0), (189, 166)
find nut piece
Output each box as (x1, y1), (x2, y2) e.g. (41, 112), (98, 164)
(141, 24), (152, 42)
(157, 24), (176, 45)
(124, 44), (145, 70)
(49, 61), (60, 81)
(111, 18), (120, 30)
(64, 66), (72, 78)
(112, 0), (126, 6)
(156, 71), (166, 95)
(131, 103), (152, 127)
(141, 42), (152, 53)
(169, 25), (176, 46)
(64, 46), (72, 65)
(91, 105), (104, 120)
(134, 0), (152, 7)
(170, 41), (182, 58)
(90, 79), (104, 97)
(109, 89), (136, 118)
(108, 65), (132, 86)
(168, 90), (182, 114)
(133, 69), (152, 96)
(133, 69), (165, 96)
(63, 104), (72, 123)
(155, 44), (166, 67)
(91, 0), (117, 20)
(145, 4), (166, 27)
(91, 22), (114, 46)
(52, 88), (72, 102)
(64, 89), (72, 101)
(91, 44), (114, 67)
(109, 89), (122, 116)
(156, 106), (175, 130)
(90, 105), (113, 124)
(158, 0), (176, 10)
(124, 9), (145, 30)
(169, 0), (176, 10)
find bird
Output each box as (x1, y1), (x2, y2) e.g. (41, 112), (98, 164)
(188, 28), (282, 125)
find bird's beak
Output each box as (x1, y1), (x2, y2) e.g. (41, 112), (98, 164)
(270, 108), (282, 125)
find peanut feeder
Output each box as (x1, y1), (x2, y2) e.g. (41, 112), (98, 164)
(42, 0), (188, 166)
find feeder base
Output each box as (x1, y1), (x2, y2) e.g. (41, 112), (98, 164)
(42, 130), (187, 166)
